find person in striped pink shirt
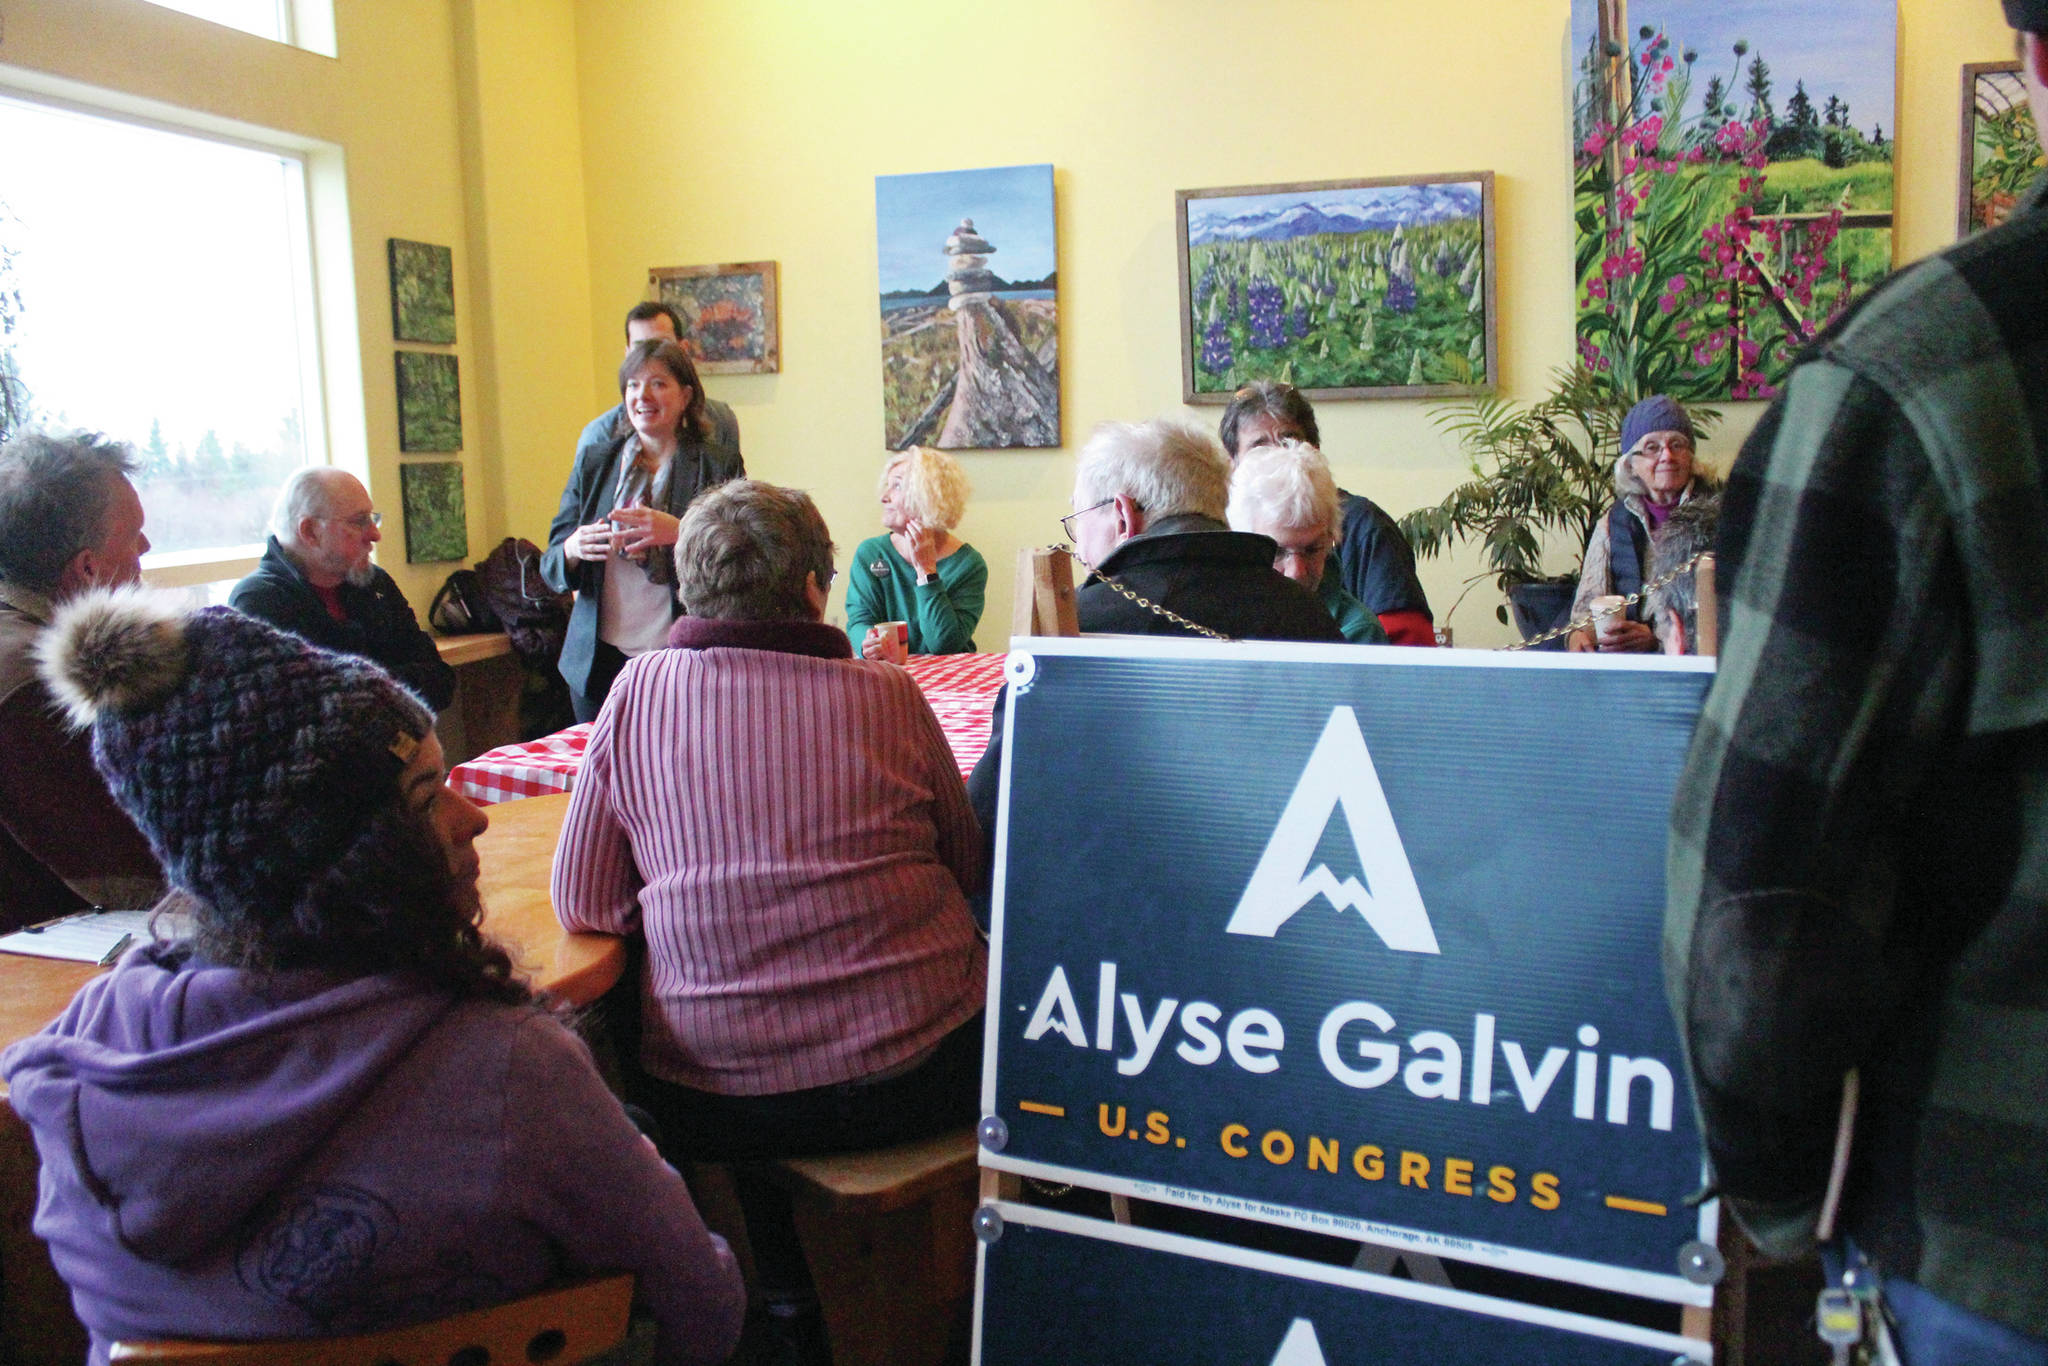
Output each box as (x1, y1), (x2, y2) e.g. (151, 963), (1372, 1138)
(551, 479), (988, 1163)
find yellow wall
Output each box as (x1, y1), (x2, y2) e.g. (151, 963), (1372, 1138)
(569, 0), (2018, 646)
(0, 0), (2026, 644)
(452, 0), (599, 550)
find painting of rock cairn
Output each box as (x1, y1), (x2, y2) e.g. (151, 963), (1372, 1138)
(876, 164), (1059, 449)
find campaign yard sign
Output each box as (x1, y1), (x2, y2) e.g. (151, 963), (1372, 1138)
(974, 1203), (1708, 1365)
(980, 639), (1718, 1303)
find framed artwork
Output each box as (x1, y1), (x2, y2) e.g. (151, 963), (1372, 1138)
(395, 351), (462, 452)
(875, 163), (1059, 449)
(400, 461), (468, 563)
(387, 239), (455, 344)
(1961, 61), (2040, 237)
(648, 261), (780, 374)
(1176, 172), (1496, 403)
(1570, 0), (1896, 402)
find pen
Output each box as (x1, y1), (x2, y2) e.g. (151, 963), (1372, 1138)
(19, 911), (84, 935)
(97, 933), (134, 967)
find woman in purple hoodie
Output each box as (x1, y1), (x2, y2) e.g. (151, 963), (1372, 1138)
(2, 591), (744, 1366)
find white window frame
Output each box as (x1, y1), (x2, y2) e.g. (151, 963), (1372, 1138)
(135, 0), (338, 59)
(0, 70), (360, 592)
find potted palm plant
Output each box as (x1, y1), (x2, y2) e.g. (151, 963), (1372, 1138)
(1398, 365), (1715, 642)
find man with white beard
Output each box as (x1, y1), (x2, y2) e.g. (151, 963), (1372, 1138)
(231, 467), (454, 710)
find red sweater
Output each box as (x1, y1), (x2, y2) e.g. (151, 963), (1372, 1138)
(552, 619), (986, 1095)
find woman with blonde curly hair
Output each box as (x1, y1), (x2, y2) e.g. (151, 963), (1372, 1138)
(844, 445), (987, 661)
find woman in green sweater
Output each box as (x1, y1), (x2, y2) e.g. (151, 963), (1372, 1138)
(846, 445), (987, 661)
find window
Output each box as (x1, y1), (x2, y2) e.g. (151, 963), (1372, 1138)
(137, 1), (336, 57)
(143, 0), (290, 43)
(0, 92), (325, 581)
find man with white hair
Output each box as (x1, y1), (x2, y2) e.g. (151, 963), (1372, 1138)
(0, 430), (163, 925)
(1227, 439), (1388, 644)
(1059, 419), (1346, 641)
(230, 467), (454, 710)
(966, 420), (1341, 877)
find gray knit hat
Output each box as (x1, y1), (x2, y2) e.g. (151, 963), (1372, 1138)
(37, 590), (433, 917)
(1620, 394), (1695, 456)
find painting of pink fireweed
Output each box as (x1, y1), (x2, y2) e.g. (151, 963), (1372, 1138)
(1571, 0), (1895, 402)
(1176, 172), (1496, 402)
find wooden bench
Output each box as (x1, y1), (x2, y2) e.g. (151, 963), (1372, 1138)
(729, 1128), (978, 1366)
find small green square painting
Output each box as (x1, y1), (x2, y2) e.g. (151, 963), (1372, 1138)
(388, 239), (456, 344)
(400, 461), (468, 563)
(396, 351), (462, 452)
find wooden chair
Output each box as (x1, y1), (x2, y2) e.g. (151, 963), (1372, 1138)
(1011, 546), (1079, 638)
(758, 1127), (980, 1366)
(1695, 554), (1718, 657)
(108, 1274), (635, 1366)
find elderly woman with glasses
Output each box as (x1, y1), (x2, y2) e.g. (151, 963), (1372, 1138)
(844, 445), (986, 664)
(1226, 439), (1388, 644)
(1567, 395), (1717, 654)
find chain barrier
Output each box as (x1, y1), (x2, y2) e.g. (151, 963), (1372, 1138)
(1499, 550), (1710, 652)
(1053, 542), (1239, 642)
(1049, 541), (1708, 654)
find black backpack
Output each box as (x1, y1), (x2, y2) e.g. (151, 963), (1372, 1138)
(473, 537), (571, 665)
(429, 569), (498, 636)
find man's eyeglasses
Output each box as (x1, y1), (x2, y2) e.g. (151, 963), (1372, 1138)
(326, 511), (383, 530)
(1060, 499), (1112, 542)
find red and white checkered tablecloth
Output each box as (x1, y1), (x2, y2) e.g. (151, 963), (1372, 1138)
(450, 651), (1008, 806)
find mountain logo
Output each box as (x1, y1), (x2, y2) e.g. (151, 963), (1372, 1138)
(1267, 1318), (1329, 1366)
(1225, 706), (1439, 954)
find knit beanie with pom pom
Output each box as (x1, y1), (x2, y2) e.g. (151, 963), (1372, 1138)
(36, 589), (433, 917)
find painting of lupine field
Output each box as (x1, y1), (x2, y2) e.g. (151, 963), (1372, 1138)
(1961, 63), (2041, 237)
(1571, 0), (1896, 402)
(1177, 173), (1496, 402)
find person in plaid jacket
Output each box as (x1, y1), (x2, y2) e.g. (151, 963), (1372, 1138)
(1666, 7), (2048, 1359)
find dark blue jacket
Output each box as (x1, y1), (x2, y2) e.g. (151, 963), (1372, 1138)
(229, 538), (454, 712)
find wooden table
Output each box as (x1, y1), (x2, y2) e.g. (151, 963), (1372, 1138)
(0, 791), (613, 1366)
(472, 792), (622, 1004)
(0, 792), (613, 1044)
